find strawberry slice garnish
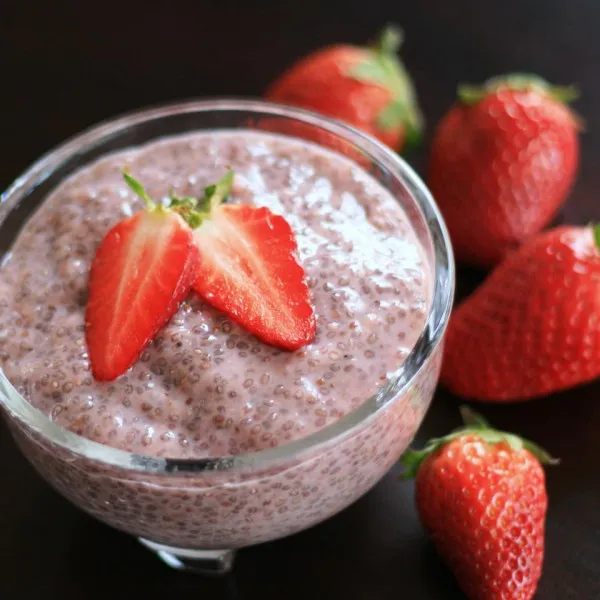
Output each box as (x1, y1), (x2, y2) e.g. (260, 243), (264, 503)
(171, 172), (316, 350)
(85, 172), (198, 381)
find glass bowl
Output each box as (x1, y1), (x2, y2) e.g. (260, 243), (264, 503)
(0, 99), (454, 574)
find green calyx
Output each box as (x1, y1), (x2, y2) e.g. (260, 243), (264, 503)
(169, 170), (234, 228)
(123, 169), (234, 228)
(123, 170), (158, 211)
(593, 223), (600, 251)
(348, 24), (424, 152)
(400, 406), (559, 479)
(458, 72), (579, 105)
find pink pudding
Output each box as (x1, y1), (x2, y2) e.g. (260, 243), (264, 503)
(0, 130), (439, 550)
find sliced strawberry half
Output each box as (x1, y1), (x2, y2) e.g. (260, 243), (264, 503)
(171, 172), (316, 350)
(86, 172), (198, 381)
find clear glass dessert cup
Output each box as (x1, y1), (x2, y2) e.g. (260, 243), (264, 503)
(0, 100), (454, 575)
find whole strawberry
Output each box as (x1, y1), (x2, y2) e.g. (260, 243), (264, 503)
(403, 407), (556, 600)
(428, 74), (580, 268)
(441, 224), (600, 401)
(266, 25), (423, 153)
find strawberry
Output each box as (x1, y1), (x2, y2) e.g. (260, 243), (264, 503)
(265, 25), (423, 153)
(428, 73), (580, 268)
(170, 172), (316, 350)
(402, 407), (556, 600)
(441, 225), (600, 401)
(86, 173), (198, 381)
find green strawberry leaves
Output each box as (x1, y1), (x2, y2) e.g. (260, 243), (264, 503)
(348, 24), (424, 152)
(377, 100), (407, 130)
(123, 170), (157, 210)
(351, 61), (393, 90)
(169, 170), (234, 228)
(593, 224), (600, 251)
(201, 169), (234, 213)
(124, 169), (234, 229)
(458, 73), (579, 105)
(401, 406), (559, 479)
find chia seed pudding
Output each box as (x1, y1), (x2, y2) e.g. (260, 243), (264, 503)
(0, 130), (440, 549)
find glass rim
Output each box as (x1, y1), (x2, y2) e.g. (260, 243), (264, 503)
(0, 98), (455, 474)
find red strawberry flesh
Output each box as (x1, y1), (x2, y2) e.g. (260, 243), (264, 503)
(170, 170), (315, 350)
(86, 194), (197, 381)
(192, 203), (316, 350)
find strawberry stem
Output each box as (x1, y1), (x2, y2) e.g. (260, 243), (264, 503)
(168, 193), (200, 211)
(375, 24), (403, 56)
(168, 192), (204, 228)
(459, 405), (490, 429)
(400, 405), (559, 479)
(348, 25), (423, 153)
(365, 25), (424, 152)
(123, 170), (156, 210)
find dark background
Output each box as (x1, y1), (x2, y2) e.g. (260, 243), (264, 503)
(1, 1), (599, 598)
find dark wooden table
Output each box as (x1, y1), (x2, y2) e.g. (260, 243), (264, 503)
(2, 1), (599, 598)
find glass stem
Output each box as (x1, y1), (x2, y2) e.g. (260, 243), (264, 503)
(138, 538), (236, 575)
